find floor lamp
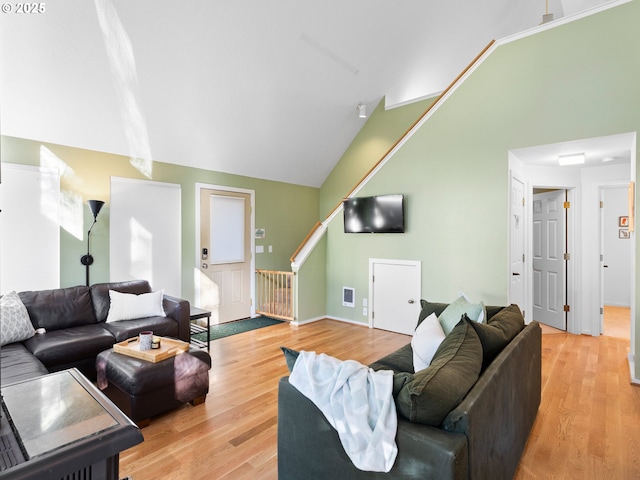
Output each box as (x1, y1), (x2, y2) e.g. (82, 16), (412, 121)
(80, 200), (105, 286)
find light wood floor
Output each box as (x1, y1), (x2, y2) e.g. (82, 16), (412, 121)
(119, 316), (640, 480)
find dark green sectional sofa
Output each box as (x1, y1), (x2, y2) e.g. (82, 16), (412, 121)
(278, 301), (542, 479)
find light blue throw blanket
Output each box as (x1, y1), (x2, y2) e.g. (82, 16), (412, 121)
(289, 350), (398, 472)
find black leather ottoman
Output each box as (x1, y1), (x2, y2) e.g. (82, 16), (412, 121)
(96, 346), (211, 427)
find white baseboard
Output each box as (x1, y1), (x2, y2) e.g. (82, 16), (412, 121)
(292, 315), (369, 328)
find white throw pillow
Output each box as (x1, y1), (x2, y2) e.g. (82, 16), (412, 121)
(1, 291), (36, 346)
(411, 313), (446, 372)
(106, 290), (166, 322)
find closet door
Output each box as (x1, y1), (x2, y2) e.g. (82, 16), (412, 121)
(0, 164), (60, 293)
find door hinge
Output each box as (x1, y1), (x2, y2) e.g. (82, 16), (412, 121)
(563, 201), (571, 209)
(522, 197), (525, 207)
(600, 200), (604, 208)
(600, 307), (604, 315)
(522, 253), (525, 262)
(564, 305), (570, 312)
(564, 252), (571, 261)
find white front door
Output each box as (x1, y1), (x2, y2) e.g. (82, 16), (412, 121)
(509, 174), (526, 314)
(532, 190), (566, 330)
(199, 188), (253, 324)
(370, 259), (421, 335)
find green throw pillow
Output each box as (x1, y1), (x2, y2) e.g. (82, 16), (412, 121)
(395, 318), (482, 426)
(438, 295), (484, 335)
(369, 344), (414, 373)
(417, 300), (449, 327)
(280, 346), (300, 372)
(466, 304), (525, 369)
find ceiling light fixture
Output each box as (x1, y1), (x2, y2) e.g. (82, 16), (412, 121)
(558, 153), (585, 166)
(357, 103), (367, 119)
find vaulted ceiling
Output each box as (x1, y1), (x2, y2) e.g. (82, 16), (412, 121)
(0, 0), (612, 187)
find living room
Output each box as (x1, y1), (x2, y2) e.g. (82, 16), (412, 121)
(1, 1), (640, 479)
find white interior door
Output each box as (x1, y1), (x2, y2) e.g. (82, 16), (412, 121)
(532, 190), (566, 330)
(369, 259), (421, 335)
(199, 188), (252, 324)
(509, 174), (526, 314)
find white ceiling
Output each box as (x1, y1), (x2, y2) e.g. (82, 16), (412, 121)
(0, 0), (615, 187)
(511, 132), (634, 168)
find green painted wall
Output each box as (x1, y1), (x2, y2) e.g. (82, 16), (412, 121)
(0, 135), (319, 303)
(319, 0), (640, 342)
(294, 233), (327, 322)
(319, 97), (435, 219)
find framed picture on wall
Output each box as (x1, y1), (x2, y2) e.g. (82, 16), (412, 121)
(619, 229), (630, 239)
(619, 216), (629, 227)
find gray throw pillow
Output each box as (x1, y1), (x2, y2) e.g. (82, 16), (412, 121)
(395, 318), (482, 426)
(1, 291), (36, 346)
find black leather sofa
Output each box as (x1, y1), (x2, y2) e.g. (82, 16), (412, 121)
(278, 301), (542, 479)
(1, 280), (191, 385)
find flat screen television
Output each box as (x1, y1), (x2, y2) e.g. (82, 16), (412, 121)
(343, 194), (404, 233)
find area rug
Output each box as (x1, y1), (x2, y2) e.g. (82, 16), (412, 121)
(192, 316), (284, 343)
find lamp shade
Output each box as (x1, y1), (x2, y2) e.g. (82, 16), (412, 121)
(88, 200), (105, 220)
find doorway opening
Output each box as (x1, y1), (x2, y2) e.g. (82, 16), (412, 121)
(600, 184), (632, 340)
(508, 131), (635, 339)
(532, 188), (570, 331)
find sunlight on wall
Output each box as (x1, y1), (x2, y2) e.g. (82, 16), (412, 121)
(129, 217), (153, 282)
(94, 0), (153, 178)
(194, 268), (221, 325)
(39, 145), (83, 240)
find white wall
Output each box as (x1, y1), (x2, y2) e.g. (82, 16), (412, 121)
(603, 186), (632, 306)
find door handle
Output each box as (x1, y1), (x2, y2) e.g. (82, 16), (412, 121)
(408, 299), (415, 304)
(603, 265), (609, 268)
(512, 272), (521, 276)
(202, 263), (208, 269)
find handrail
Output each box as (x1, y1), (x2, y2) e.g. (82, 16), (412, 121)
(290, 40), (496, 266)
(290, 221), (322, 263)
(328, 40), (496, 221)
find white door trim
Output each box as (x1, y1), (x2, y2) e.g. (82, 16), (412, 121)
(508, 171), (526, 317)
(195, 183), (255, 317)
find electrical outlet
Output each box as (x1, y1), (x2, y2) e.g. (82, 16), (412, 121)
(363, 307), (368, 316)
(362, 298), (368, 307)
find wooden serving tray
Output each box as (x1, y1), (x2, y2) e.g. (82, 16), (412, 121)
(113, 336), (189, 363)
